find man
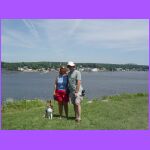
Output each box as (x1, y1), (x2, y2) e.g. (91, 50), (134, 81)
(67, 61), (83, 122)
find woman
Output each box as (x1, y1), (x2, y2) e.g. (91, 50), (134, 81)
(53, 66), (69, 119)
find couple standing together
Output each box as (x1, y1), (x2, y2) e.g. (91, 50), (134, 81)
(53, 61), (83, 122)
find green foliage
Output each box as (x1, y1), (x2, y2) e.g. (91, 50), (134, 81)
(2, 93), (148, 130)
(2, 62), (149, 71)
(101, 93), (148, 101)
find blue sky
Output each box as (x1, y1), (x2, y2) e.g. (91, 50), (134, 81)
(1, 19), (149, 65)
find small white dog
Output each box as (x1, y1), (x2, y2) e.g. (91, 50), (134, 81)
(45, 100), (53, 119)
(46, 107), (53, 119)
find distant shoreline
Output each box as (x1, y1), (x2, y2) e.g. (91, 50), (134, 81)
(2, 62), (149, 72)
(2, 68), (149, 73)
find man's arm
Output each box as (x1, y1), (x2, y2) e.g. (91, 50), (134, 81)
(75, 80), (81, 93)
(75, 71), (81, 93)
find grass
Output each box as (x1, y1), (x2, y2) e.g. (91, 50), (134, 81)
(2, 93), (148, 130)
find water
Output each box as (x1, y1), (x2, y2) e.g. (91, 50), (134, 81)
(2, 71), (148, 101)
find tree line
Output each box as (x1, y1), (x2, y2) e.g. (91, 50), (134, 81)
(1, 62), (149, 71)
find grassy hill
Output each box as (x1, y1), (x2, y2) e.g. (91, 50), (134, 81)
(2, 93), (148, 130)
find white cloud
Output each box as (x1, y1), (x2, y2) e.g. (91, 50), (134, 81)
(22, 19), (39, 39)
(2, 19), (149, 64)
(69, 19), (149, 52)
(2, 29), (38, 49)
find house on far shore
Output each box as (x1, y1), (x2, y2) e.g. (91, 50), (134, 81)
(116, 68), (123, 71)
(91, 68), (99, 72)
(18, 67), (24, 71)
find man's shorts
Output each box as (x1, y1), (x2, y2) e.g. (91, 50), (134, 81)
(69, 92), (83, 105)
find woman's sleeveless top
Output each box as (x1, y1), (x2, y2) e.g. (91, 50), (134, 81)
(56, 74), (68, 90)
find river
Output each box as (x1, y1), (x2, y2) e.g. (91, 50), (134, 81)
(2, 71), (148, 101)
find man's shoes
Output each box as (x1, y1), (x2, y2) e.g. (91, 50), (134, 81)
(75, 118), (81, 123)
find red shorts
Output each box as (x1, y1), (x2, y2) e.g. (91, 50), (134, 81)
(54, 89), (69, 103)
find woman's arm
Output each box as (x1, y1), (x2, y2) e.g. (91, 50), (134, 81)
(53, 79), (57, 95)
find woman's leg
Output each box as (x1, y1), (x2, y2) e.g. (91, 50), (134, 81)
(63, 102), (68, 118)
(58, 102), (63, 118)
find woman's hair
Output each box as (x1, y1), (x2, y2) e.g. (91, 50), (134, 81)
(59, 66), (68, 74)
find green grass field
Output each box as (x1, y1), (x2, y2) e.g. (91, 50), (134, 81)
(2, 93), (148, 130)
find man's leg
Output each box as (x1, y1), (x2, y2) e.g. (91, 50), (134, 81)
(70, 93), (81, 121)
(74, 95), (82, 121)
(70, 93), (76, 119)
(75, 103), (81, 121)
(73, 104), (77, 119)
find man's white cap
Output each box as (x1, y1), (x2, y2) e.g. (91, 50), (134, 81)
(67, 61), (75, 66)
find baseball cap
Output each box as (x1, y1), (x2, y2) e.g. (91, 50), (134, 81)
(67, 61), (75, 66)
